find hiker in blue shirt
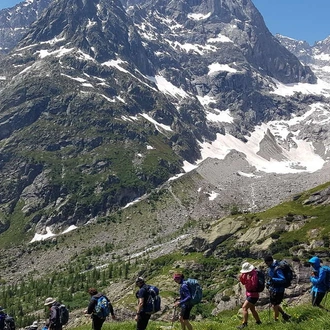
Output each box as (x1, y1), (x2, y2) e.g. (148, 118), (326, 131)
(309, 256), (328, 310)
(135, 277), (152, 330)
(264, 256), (291, 322)
(173, 273), (193, 330)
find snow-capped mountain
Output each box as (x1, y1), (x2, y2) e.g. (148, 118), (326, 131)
(0, 0), (329, 236)
(0, 0), (52, 54)
(277, 33), (330, 83)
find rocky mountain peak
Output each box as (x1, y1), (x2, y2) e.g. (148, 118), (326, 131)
(0, 0), (52, 54)
(0, 0), (328, 242)
(18, 0), (151, 69)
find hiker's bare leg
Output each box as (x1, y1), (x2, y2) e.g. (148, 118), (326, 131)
(250, 303), (261, 322)
(273, 305), (280, 319)
(241, 300), (250, 323)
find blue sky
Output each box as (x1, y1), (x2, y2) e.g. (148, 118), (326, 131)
(0, 0), (329, 45)
(253, 0), (330, 45)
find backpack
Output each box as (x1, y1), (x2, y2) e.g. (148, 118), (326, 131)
(185, 278), (203, 305)
(58, 304), (69, 325)
(144, 285), (161, 315)
(255, 270), (265, 292)
(275, 260), (294, 288)
(322, 265), (330, 291)
(4, 316), (15, 330)
(94, 296), (110, 319)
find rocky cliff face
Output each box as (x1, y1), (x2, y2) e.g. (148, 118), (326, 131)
(277, 33), (330, 83)
(0, 0), (52, 54)
(0, 0), (328, 245)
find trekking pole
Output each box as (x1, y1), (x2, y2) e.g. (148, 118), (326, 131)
(171, 306), (177, 329)
(268, 290), (271, 322)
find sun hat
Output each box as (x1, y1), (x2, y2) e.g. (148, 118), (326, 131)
(44, 297), (56, 306)
(240, 262), (255, 273)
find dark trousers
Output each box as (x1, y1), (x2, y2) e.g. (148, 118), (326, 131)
(92, 317), (105, 330)
(136, 312), (151, 330)
(312, 291), (326, 306)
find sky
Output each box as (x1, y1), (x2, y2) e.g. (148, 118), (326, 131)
(0, 0), (329, 45)
(253, 0), (330, 45)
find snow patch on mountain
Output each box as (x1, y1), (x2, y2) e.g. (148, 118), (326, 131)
(146, 75), (189, 98)
(197, 125), (324, 174)
(271, 78), (330, 97)
(188, 12), (211, 21)
(184, 102), (328, 175)
(208, 63), (238, 74)
(206, 109), (233, 123)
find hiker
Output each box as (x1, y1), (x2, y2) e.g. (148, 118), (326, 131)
(0, 307), (6, 330)
(135, 277), (153, 330)
(264, 256), (291, 322)
(84, 288), (116, 330)
(173, 273), (193, 330)
(309, 256), (328, 310)
(44, 298), (62, 330)
(237, 262), (262, 328)
(0, 308), (15, 330)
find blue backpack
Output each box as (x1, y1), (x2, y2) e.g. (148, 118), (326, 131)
(94, 296), (110, 318)
(185, 278), (203, 305)
(144, 285), (161, 314)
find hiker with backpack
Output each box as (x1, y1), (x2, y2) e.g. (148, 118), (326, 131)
(0, 307), (15, 330)
(173, 273), (194, 330)
(135, 277), (155, 330)
(44, 297), (68, 330)
(237, 262), (262, 328)
(84, 288), (116, 330)
(0, 307), (6, 330)
(309, 256), (329, 310)
(264, 256), (291, 322)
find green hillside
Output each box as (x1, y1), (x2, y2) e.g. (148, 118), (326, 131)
(0, 182), (329, 328)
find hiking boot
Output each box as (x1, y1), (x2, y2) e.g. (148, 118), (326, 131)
(282, 313), (291, 321)
(237, 323), (248, 329)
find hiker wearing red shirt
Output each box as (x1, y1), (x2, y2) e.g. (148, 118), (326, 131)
(237, 262), (262, 329)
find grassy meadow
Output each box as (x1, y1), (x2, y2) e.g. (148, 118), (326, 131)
(73, 302), (330, 330)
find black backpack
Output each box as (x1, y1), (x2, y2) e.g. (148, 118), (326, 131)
(275, 260), (294, 288)
(4, 316), (15, 330)
(57, 304), (69, 325)
(255, 270), (265, 292)
(143, 285), (161, 315)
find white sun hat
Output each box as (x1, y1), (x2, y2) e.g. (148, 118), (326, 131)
(240, 262), (255, 273)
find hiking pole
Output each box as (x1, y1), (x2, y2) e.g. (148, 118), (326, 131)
(268, 290), (271, 323)
(171, 306), (177, 329)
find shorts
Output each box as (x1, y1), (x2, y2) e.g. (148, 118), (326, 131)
(180, 305), (193, 320)
(246, 296), (258, 304)
(270, 291), (284, 306)
(312, 291), (326, 306)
